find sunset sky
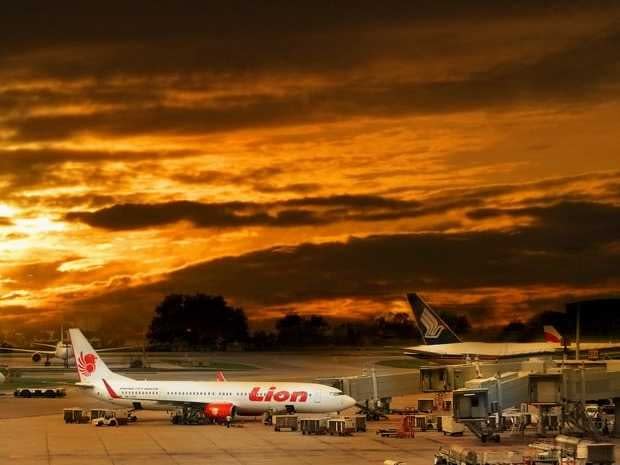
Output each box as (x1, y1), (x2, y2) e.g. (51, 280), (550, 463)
(1, 2), (619, 335)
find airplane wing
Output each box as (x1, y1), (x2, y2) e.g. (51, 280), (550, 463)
(32, 343), (58, 349)
(404, 342), (560, 360)
(2, 347), (55, 355)
(96, 346), (138, 353)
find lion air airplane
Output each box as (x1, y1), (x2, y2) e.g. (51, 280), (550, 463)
(69, 329), (356, 422)
(403, 293), (620, 363)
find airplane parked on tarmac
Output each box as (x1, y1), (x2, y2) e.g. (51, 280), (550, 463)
(69, 328), (356, 423)
(4, 326), (134, 367)
(403, 293), (620, 363)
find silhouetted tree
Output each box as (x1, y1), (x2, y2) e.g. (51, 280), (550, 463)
(438, 311), (471, 335)
(147, 294), (248, 350)
(375, 312), (417, 339)
(499, 321), (530, 342)
(251, 330), (278, 350)
(275, 313), (329, 346)
(275, 313), (304, 346)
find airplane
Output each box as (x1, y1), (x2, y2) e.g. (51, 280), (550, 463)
(403, 293), (620, 363)
(69, 328), (356, 423)
(4, 326), (134, 368)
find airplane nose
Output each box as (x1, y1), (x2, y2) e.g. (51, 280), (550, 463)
(343, 395), (356, 409)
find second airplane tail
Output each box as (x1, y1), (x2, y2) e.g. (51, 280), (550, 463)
(69, 328), (130, 383)
(406, 293), (462, 345)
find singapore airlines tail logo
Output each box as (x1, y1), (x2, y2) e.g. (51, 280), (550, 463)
(421, 308), (444, 339)
(77, 352), (97, 377)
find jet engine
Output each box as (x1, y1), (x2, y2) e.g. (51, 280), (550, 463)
(31, 352), (42, 363)
(204, 403), (236, 423)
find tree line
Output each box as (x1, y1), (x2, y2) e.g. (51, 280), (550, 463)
(142, 293), (620, 350)
(146, 293), (433, 350)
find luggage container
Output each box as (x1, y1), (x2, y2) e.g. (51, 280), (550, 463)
(299, 417), (328, 435)
(441, 416), (465, 436)
(328, 417), (355, 436)
(273, 415), (298, 432)
(414, 414), (434, 431)
(63, 408), (89, 424)
(349, 414), (367, 432)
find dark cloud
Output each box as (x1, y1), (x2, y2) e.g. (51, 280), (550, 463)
(72, 200), (620, 323)
(3, 2), (603, 77)
(252, 183), (322, 194)
(0, 148), (198, 192)
(1, 259), (72, 291)
(169, 166), (320, 195)
(64, 195), (442, 230)
(2, 5), (620, 141)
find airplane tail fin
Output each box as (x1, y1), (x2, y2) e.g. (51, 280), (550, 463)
(543, 325), (563, 343)
(216, 371), (226, 382)
(406, 293), (462, 345)
(68, 328), (129, 383)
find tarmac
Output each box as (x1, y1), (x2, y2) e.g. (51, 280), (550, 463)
(1, 351), (619, 465)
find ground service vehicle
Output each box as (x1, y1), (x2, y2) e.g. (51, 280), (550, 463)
(91, 408), (130, 426)
(14, 387), (66, 398)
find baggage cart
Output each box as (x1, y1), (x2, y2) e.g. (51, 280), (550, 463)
(349, 414), (367, 432)
(63, 408), (89, 424)
(328, 417), (355, 436)
(273, 414), (298, 432)
(299, 417), (328, 435)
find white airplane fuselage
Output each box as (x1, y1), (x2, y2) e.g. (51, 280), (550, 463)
(88, 378), (354, 415)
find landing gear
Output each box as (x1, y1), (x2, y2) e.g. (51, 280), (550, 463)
(171, 406), (207, 425)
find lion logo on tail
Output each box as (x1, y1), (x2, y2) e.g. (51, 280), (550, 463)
(77, 352), (97, 377)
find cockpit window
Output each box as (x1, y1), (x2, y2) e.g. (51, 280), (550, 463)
(330, 391), (345, 396)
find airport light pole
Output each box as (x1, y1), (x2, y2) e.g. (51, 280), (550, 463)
(575, 303), (581, 361)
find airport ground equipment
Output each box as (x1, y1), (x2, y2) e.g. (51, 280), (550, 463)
(529, 435), (615, 465)
(376, 427), (401, 438)
(440, 416), (465, 436)
(411, 414), (434, 431)
(170, 406), (208, 425)
(63, 408), (89, 424)
(356, 398), (391, 420)
(273, 414), (299, 431)
(327, 417), (355, 436)
(390, 407), (417, 416)
(349, 414), (367, 432)
(299, 417), (328, 435)
(398, 415), (416, 438)
(91, 409), (129, 426)
(434, 446), (524, 465)
(14, 387), (66, 398)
